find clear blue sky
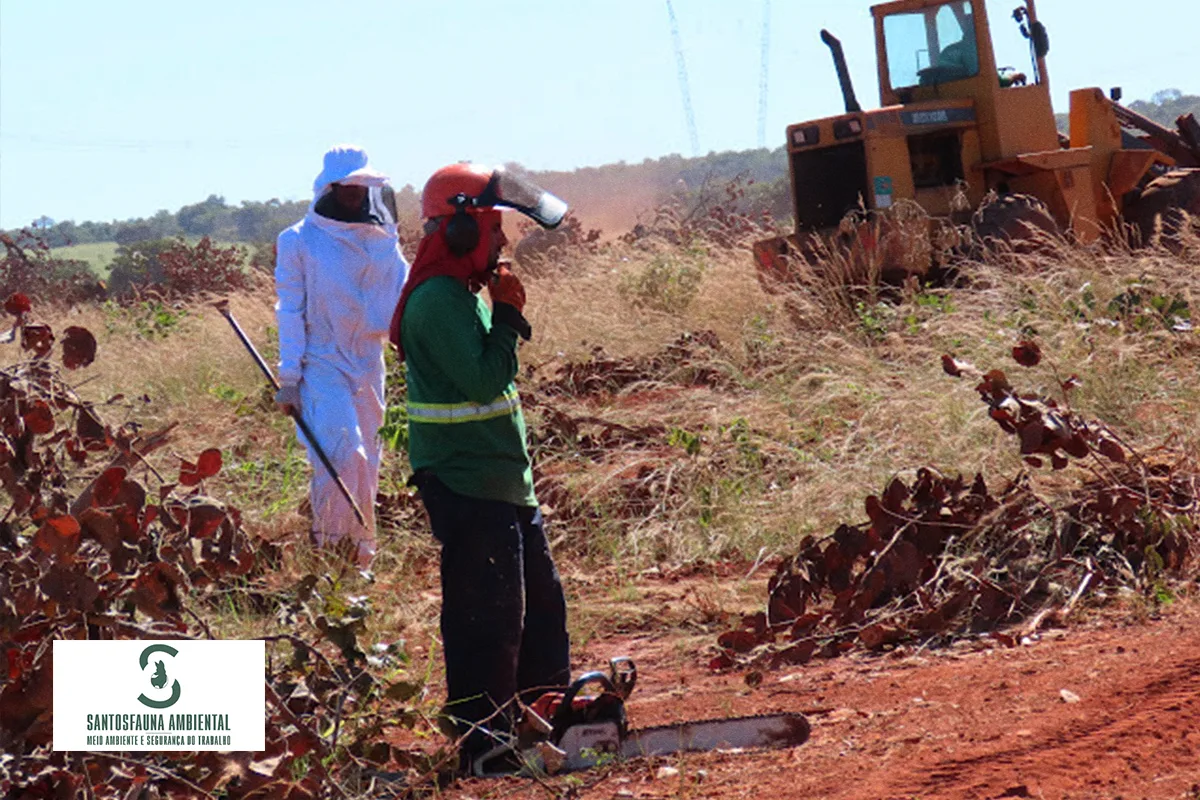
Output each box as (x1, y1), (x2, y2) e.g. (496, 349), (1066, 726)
(1, 0), (1195, 229)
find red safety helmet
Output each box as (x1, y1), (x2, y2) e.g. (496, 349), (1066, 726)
(420, 163), (568, 229)
(421, 163), (494, 219)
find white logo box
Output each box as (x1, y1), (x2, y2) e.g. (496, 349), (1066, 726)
(53, 640), (265, 751)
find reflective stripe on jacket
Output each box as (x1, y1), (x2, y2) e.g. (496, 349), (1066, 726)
(408, 389), (521, 424)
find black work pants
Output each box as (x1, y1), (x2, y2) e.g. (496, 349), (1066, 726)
(415, 474), (571, 757)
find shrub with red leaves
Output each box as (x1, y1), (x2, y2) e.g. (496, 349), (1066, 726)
(0, 297), (452, 798)
(157, 236), (248, 296)
(513, 211), (603, 274)
(1, 231), (106, 307)
(108, 236), (249, 300)
(943, 345), (1127, 471)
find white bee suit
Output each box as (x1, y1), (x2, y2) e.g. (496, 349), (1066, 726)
(275, 175), (408, 563)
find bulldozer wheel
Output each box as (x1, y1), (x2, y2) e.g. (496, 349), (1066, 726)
(971, 194), (1061, 255)
(1127, 168), (1200, 251)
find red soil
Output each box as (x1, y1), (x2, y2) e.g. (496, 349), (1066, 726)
(441, 580), (1200, 800)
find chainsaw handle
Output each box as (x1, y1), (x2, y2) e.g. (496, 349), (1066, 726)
(551, 671), (616, 738)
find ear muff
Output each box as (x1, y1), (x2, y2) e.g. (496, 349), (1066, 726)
(444, 193), (480, 257)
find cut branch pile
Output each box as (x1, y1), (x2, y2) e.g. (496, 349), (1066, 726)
(713, 341), (1198, 671)
(532, 329), (731, 401)
(527, 331), (739, 536)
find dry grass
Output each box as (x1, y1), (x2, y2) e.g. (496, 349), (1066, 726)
(11, 221), (1198, 664)
(17, 287), (276, 435)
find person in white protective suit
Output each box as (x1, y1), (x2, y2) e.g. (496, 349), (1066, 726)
(274, 145), (409, 566)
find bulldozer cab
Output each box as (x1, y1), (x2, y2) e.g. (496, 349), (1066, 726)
(873, 0), (1059, 163)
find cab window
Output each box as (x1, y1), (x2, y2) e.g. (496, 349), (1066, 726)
(884, 1), (979, 90)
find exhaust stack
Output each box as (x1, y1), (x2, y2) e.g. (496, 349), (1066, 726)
(820, 30), (861, 114)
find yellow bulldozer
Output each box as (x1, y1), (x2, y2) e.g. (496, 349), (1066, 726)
(753, 0), (1200, 287)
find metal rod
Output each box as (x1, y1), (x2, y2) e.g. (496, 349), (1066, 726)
(214, 300), (367, 528)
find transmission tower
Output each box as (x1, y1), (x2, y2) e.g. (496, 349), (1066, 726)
(757, 0), (771, 148)
(665, 0), (700, 157)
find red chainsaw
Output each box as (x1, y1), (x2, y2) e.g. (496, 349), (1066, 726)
(472, 656), (810, 777)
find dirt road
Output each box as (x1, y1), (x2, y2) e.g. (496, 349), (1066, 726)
(446, 593), (1200, 799)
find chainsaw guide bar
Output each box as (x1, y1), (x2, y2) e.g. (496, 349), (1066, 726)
(476, 711), (811, 777)
(472, 657), (811, 777)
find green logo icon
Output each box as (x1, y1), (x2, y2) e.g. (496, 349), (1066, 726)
(137, 644), (181, 709)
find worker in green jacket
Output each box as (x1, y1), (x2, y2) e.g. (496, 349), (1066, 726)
(388, 162), (571, 769)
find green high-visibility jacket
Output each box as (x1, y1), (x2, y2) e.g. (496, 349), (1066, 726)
(400, 276), (536, 507)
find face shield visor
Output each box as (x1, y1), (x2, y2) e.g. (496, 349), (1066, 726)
(372, 184), (399, 225)
(316, 176), (399, 226)
(475, 168), (568, 229)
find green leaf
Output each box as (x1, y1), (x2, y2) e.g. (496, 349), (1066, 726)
(667, 427), (701, 456)
(385, 680), (422, 702)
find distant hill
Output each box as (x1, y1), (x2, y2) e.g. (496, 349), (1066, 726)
(13, 90), (1195, 247)
(516, 148), (787, 235)
(1129, 89), (1200, 127)
(384, 151), (789, 240)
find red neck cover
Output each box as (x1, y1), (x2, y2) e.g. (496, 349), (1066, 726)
(389, 210), (500, 359)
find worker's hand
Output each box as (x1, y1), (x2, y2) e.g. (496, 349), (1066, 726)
(487, 264), (526, 314)
(275, 384), (301, 415)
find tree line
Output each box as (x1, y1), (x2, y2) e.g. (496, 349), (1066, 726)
(18, 149), (784, 249)
(26, 196), (315, 248)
